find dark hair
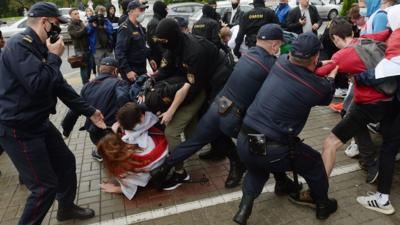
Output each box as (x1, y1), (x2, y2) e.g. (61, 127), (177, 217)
(347, 4), (360, 20)
(107, 4), (116, 16)
(116, 102), (143, 130)
(69, 8), (78, 15)
(329, 18), (353, 40)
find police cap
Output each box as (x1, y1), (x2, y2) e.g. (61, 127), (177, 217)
(290, 32), (322, 59)
(128, 0), (149, 11)
(257, 24), (284, 41)
(100, 57), (119, 67)
(28, 2), (68, 24)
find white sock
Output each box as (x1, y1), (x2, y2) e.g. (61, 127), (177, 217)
(376, 192), (389, 205)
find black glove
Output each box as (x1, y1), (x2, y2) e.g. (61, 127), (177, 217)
(233, 45), (241, 58)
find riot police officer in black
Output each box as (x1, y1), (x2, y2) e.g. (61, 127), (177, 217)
(234, 0), (278, 58)
(192, 5), (222, 49)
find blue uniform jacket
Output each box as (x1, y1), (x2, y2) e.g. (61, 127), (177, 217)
(115, 19), (150, 79)
(62, 73), (130, 134)
(219, 46), (277, 110)
(0, 27), (95, 135)
(243, 55), (335, 142)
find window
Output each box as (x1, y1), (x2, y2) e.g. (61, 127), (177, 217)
(172, 6), (193, 13)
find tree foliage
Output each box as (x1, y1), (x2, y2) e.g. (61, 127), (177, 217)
(340, 0), (358, 16)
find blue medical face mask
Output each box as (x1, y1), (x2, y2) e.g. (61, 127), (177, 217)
(359, 8), (368, 17)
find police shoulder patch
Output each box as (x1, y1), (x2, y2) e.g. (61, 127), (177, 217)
(22, 35), (33, 43)
(132, 31), (140, 36)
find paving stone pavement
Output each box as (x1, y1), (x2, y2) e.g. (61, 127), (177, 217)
(0, 74), (399, 225)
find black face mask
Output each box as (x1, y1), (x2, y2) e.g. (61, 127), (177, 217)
(46, 22), (62, 43)
(232, 3), (239, 9)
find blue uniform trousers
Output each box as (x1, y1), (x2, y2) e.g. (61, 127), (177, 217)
(0, 122), (77, 225)
(237, 131), (329, 201)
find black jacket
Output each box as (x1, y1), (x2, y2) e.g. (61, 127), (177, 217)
(0, 27), (95, 134)
(158, 34), (230, 101)
(235, 4), (278, 48)
(68, 19), (89, 55)
(222, 6), (244, 27)
(192, 15), (221, 49)
(62, 74), (130, 135)
(115, 19), (150, 81)
(285, 5), (322, 35)
(147, 14), (166, 66)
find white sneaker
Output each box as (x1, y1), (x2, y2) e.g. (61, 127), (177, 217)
(356, 193), (395, 215)
(334, 88), (348, 98)
(345, 142), (359, 158)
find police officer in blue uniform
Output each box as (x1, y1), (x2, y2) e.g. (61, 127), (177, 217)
(234, 0), (278, 58)
(115, 0), (156, 83)
(151, 24), (301, 191)
(233, 33), (339, 225)
(0, 2), (106, 224)
(61, 57), (130, 161)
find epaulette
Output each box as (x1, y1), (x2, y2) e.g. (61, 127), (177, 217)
(120, 20), (128, 29)
(22, 35), (33, 43)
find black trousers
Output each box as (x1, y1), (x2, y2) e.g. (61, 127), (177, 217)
(0, 122), (77, 225)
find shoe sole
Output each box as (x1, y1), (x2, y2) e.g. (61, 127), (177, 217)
(367, 172), (379, 184)
(163, 174), (190, 191)
(92, 157), (103, 162)
(288, 196), (316, 209)
(357, 201), (395, 215)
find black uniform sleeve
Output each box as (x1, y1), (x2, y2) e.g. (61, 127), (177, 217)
(146, 20), (158, 61)
(286, 8), (302, 32)
(210, 21), (222, 49)
(115, 26), (133, 74)
(55, 79), (96, 117)
(317, 77), (335, 106)
(6, 41), (64, 95)
(115, 80), (131, 107)
(235, 14), (247, 47)
(61, 109), (80, 137)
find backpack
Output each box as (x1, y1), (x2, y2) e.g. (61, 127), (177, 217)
(353, 39), (398, 96)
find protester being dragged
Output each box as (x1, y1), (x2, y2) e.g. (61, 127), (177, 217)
(62, 57), (130, 162)
(87, 5), (114, 72)
(320, 18), (394, 185)
(98, 103), (168, 200)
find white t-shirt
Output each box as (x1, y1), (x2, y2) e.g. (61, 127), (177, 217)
(301, 7), (313, 33)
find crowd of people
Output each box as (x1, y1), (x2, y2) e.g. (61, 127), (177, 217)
(1, 0), (400, 225)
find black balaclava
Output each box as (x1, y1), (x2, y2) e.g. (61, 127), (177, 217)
(155, 18), (183, 51)
(253, 0), (265, 7)
(202, 5), (215, 18)
(153, 1), (168, 19)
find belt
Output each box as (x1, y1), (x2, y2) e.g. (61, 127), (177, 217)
(240, 124), (287, 148)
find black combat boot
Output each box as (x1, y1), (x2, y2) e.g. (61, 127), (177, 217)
(150, 164), (173, 190)
(274, 173), (303, 196)
(225, 158), (246, 188)
(57, 204), (95, 221)
(233, 195), (255, 225)
(316, 198), (338, 220)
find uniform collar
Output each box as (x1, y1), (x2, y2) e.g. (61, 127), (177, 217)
(95, 73), (115, 80)
(254, 46), (275, 58)
(23, 27), (47, 55)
